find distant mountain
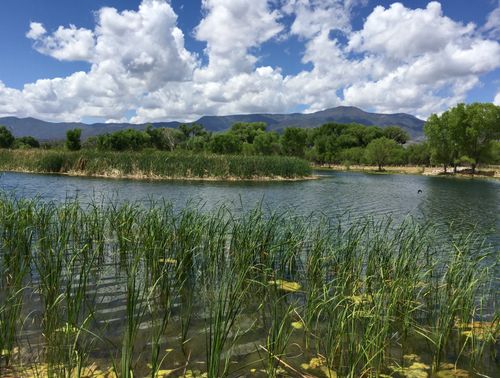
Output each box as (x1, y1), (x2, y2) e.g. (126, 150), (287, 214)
(0, 106), (425, 141)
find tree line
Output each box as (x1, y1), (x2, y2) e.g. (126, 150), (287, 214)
(85, 122), (415, 170)
(1, 102), (498, 171)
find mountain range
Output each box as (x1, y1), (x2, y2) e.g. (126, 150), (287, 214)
(0, 106), (425, 141)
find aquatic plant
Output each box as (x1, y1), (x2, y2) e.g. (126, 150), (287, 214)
(0, 149), (312, 180)
(0, 195), (496, 377)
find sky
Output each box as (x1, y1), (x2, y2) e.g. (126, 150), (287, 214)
(0, 0), (499, 123)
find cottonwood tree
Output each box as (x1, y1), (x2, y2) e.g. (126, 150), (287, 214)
(425, 103), (500, 174)
(0, 125), (15, 148)
(364, 137), (401, 171)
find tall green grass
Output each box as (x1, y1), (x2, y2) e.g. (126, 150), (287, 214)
(0, 149), (312, 179)
(0, 195), (497, 377)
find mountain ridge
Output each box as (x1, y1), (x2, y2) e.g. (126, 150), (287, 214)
(0, 106), (425, 141)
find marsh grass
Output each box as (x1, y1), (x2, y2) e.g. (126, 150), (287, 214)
(0, 149), (312, 180)
(0, 195), (497, 377)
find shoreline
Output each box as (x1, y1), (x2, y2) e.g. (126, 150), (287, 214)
(314, 164), (500, 180)
(0, 168), (318, 182)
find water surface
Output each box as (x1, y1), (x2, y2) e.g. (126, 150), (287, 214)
(1, 170), (498, 245)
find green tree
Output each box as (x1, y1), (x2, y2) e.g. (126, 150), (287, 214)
(229, 122), (266, 144)
(253, 131), (281, 155)
(460, 103), (500, 173)
(424, 114), (453, 172)
(179, 123), (207, 139)
(146, 126), (184, 151)
(406, 142), (430, 165)
(490, 141), (500, 164)
(425, 103), (500, 173)
(281, 128), (308, 157)
(97, 129), (151, 151)
(14, 136), (40, 149)
(210, 133), (241, 154)
(383, 126), (409, 144)
(339, 147), (365, 165)
(361, 126), (384, 145)
(364, 137), (401, 171)
(0, 126), (15, 148)
(66, 128), (82, 151)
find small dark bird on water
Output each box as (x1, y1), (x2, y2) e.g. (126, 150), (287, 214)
(418, 189), (422, 194)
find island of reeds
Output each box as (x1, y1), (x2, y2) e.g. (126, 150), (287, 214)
(0, 195), (497, 377)
(0, 149), (312, 180)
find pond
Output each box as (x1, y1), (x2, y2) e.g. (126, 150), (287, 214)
(1, 170), (498, 245)
(0, 171), (498, 377)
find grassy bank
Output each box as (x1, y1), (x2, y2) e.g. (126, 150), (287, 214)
(316, 164), (500, 179)
(0, 149), (312, 180)
(0, 196), (497, 377)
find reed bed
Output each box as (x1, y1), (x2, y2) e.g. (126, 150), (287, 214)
(0, 195), (497, 377)
(0, 149), (312, 180)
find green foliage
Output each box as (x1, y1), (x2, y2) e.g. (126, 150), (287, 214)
(13, 136), (40, 149)
(97, 128), (151, 151)
(425, 103), (500, 172)
(229, 122), (266, 144)
(146, 125), (184, 151)
(0, 125), (15, 148)
(210, 133), (242, 154)
(406, 142), (430, 165)
(364, 137), (402, 170)
(38, 152), (66, 172)
(339, 146), (366, 165)
(253, 131), (281, 155)
(0, 149), (311, 179)
(383, 126), (410, 144)
(66, 128), (82, 151)
(179, 123), (207, 138)
(0, 197), (495, 377)
(281, 127), (308, 157)
(490, 141), (500, 164)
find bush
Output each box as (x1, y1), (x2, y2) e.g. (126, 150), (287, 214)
(14, 136), (40, 149)
(0, 125), (15, 148)
(66, 129), (82, 151)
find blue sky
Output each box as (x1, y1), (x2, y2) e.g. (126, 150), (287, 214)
(0, 0), (499, 123)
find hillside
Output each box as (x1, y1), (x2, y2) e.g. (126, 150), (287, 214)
(0, 106), (425, 141)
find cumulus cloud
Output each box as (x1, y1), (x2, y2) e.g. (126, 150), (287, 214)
(27, 23), (95, 61)
(494, 92), (500, 106)
(0, 0), (499, 123)
(26, 22), (46, 39)
(194, 0), (283, 80)
(282, 0), (364, 38)
(348, 2), (475, 60)
(6, 0), (197, 121)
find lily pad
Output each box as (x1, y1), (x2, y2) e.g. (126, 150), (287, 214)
(268, 279), (301, 292)
(291, 321), (304, 329)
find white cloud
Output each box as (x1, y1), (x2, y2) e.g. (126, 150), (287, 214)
(282, 0), (361, 38)
(3, 0), (197, 121)
(28, 24), (95, 61)
(194, 0), (283, 81)
(26, 22), (46, 39)
(483, 3), (500, 38)
(348, 2), (475, 60)
(494, 92), (500, 106)
(0, 0), (499, 123)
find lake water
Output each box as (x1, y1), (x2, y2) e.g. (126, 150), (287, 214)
(1, 170), (498, 247)
(1, 170), (499, 377)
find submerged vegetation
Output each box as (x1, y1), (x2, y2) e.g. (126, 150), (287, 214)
(0, 195), (497, 377)
(0, 149), (312, 180)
